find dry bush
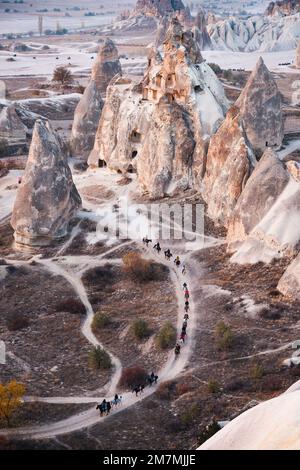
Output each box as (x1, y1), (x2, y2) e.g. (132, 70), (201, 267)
(198, 421), (221, 446)
(207, 379), (220, 394)
(176, 382), (191, 397)
(55, 298), (86, 315)
(6, 312), (30, 332)
(83, 265), (114, 287)
(89, 346), (112, 370)
(156, 380), (177, 400)
(52, 66), (73, 85)
(131, 319), (150, 340)
(250, 362), (264, 381)
(181, 403), (200, 427)
(215, 321), (234, 350)
(156, 322), (177, 350)
(119, 366), (148, 389)
(92, 312), (110, 331)
(122, 252), (163, 282)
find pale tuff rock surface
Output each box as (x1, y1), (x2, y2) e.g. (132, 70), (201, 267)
(14, 93), (81, 120)
(91, 39), (122, 95)
(137, 96), (195, 199)
(199, 380), (300, 450)
(235, 57), (283, 156)
(89, 19), (229, 198)
(296, 40), (300, 68)
(192, 9), (212, 50)
(266, 0), (300, 16)
(230, 176), (300, 264)
(227, 149), (290, 248)
(207, 13), (300, 52)
(70, 81), (104, 157)
(132, 0), (186, 18)
(11, 120), (81, 248)
(202, 106), (254, 226)
(278, 253), (300, 300)
(287, 160), (300, 181)
(0, 104), (27, 155)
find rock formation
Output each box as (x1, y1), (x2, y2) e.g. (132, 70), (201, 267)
(266, 0), (300, 16)
(227, 149), (290, 248)
(132, 0), (187, 18)
(235, 57), (283, 157)
(295, 40), (300, 68)
(70, 81), (103, 157)
(0, 104), (27, 156)
(91, 38), (122, 96)
(11, 120), (81, 248)
(89, 19), (229, 198)
(202, 106), (255, 226)
(70, 39), (121, 157)
(278, 253), (300, 300)
(192, 8), (212, 50)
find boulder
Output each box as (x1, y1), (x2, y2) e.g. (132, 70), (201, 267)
(278, 253), (300, 300)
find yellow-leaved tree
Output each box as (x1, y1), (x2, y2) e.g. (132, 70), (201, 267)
(0, 380), (25, 426)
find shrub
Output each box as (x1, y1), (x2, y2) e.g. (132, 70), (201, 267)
(156, 380), (176, 400)
(132, 319), (150, 340)
(207, 379), (220, 394)
(89, 346), (112, 370)
(176, 382), (191, 397)
(181, 403), (200, 426)
(52, 66), (73, 85)
(122, 252), (159, 282)
(0, 380), (26, 426)
(92, 312), (110, 331)
(215, 321), (234, 350)
(55, 298), (86, 315)
(250, 362), (264, 381)
(156, 322), (177, 350)
(119, 366), (148, 389)
(6, 313), (29, 332)
(198, 421), (221, 446)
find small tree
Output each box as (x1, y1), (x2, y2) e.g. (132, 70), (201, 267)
(122, 252), (157, 282)
(156, 322), (177, 350)
(132, 319), (150, 340)
(119, 366), (148, 389)
(52, 66), (73, 86)
(89, 346), (112, 370)
(207, 379), (220, 394)
(0, 380), (25, 426)
(250, 362), (264, 380)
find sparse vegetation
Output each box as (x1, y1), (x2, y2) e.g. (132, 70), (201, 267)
(198, 421), (221, 446)
(55, 298), (86, 315)
(89, 346), (112, 370)
(52, 66), (73, 86)
(215, 321), (234, 350)
(156, 322), (177, 350)
(122, 252), (161, 282)
(0, 380), (25, 426)
(250, 362), (264, 381)
(92, 312), (111, 331)
(181, 403), (200, 426)
(6, 312), (29, 332)
(207, 379), (220, 394)
(132, 319), (150, 340)
(119, 366), (148, 389)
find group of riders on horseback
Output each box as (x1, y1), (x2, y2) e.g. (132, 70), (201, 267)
(96, 238), (191, 418)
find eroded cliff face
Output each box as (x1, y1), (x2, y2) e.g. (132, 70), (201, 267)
(91, 38), (122, 94)
(202, 106), (254, 226)
(133, 0), (187, 18)
(0, 104), (27, 156)
(11, 120), (81, 249)
(235, 57), (283, 156)
(278, 253), (300, 300)
(89, 19), (229, 198)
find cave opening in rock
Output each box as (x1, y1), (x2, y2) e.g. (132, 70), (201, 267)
(130, 130), (142, 143)
(166, 93), (175, 103)
(194, 85), (203, 93)
(131, 150), (138, 159)
(98, 159), (107, 168)
(156, 75), (162, 87)
(127, 164), (136, 174)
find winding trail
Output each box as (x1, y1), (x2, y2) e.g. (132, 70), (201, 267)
(1, 239), (197, 440)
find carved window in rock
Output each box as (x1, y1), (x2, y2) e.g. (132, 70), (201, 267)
(131, 150), (138, 159)
(130, 130), (142, 143)
(156, 75), (162, 87)
(166, 74), (175, 87)
(98, 159), (107, 168)
(166, 93), (175, 104)
(152, 89), (158, 100)
(127, 164), (136, 174)
(194, 85), (204, 93)
(142, 88), (148, 100)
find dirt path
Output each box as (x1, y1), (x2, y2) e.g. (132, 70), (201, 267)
(0, 238), (197, 440)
